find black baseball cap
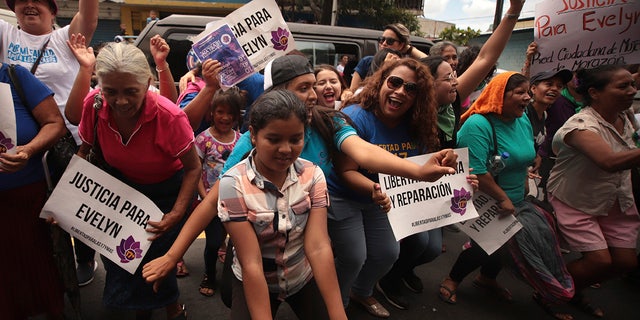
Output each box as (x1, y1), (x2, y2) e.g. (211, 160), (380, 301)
(530, 69), (573, 85)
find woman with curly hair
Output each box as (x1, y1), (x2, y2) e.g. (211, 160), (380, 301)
(329, 58), (469, 317)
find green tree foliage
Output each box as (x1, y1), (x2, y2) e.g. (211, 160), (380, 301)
(286, 0), (423, 35)
(438, 26), (481, 46)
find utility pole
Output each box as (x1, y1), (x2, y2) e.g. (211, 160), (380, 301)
(331, 0), (338, 26)
(492, 0), (504, 31)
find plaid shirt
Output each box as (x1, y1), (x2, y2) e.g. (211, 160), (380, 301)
(218, 150), (329, 300)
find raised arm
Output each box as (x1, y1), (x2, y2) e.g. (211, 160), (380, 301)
(182, 59), (222, 130)
(456, 0), (526, 101)
(68, 0), (99, 44)
(150, 35), (178, 103)
(521, 42), (538, 78)
(65, 33), (94, 125)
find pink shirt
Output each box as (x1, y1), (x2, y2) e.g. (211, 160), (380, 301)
(79, 88), (194, 184)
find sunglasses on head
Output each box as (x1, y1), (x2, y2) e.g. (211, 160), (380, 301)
(386, 76), (418, 95)
(378, 36), (399, 46)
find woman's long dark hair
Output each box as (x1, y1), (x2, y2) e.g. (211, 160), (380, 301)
(343, 58), (439, 152)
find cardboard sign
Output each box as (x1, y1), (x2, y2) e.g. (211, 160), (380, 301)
(531, 0), (640, 74)
(40, 155), (164, 274)
(0, 83), (17, 157)
(457, 191), (522, 255)
(379, 148), (479, 241)
(194, 0), (296, 72)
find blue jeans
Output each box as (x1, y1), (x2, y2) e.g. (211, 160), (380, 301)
(328, 195), (399, 307)
(383, 228), (442, 283)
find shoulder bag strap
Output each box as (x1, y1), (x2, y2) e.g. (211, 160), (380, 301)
(7, 64), (28, 108)
(30, 38), (50, 74)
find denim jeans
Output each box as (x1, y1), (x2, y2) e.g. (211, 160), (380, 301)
(383, 228), (442, 282)
(328, 195), (399, 306)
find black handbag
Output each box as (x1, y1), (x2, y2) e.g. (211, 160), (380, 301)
(85, 93), (111, 171)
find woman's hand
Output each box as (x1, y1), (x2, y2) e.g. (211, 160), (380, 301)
(142, 253), (180, 293)
(67, 33), (95, 70)
(498, 198), (516, 218)
(340, 88), (353, 102)
(371, 183), (391, 213)
(150, 35), (170, 69)
(201, 59), (222, 89)
(467, 170), (479, 191)
(146, 210), (183, 241)
(0, 145), (32, 173)
(419, 149), (458, 182)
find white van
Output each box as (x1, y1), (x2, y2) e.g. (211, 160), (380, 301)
(0, 8), (17, 26)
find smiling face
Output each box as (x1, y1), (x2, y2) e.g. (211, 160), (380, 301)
(434, 61), (459, 105)
(377, 65), (417, 127)
(100, 72), (150, 120)
(379, 29), (405, 52)
(211, 104), (236, 134)
(250, 114), (305, 185)
(501, 81), (531, 121)
(531, 76), (565, 106)
(441, 45), (459, 71)
(14, 0), (55, 35)
(314, 69), (342, 108)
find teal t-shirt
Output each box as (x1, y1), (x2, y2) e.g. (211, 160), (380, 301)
(456, 113), (535, 204)
(221, 118), (357, 177)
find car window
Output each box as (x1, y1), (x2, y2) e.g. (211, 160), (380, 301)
(297, 40), (360, 67)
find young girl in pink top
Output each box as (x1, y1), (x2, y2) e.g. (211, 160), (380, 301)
(194, 87), (244, 296)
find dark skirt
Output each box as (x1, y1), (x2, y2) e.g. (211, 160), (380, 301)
(101, 169), (189, 310)
(0, 181), (64, 318)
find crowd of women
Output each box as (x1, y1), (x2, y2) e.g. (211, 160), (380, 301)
(2, 0), (640, 319)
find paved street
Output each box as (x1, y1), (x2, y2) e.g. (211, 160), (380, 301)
(65, 229), (639, 319)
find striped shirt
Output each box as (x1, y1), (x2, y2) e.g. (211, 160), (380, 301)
(218, 150), (329, 300)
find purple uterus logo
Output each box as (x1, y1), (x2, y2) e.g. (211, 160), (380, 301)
(116, 235), (143, 263)
(450, 187), (472, 216)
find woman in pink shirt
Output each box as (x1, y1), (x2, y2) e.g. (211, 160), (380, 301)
(75, 42), (199, 319)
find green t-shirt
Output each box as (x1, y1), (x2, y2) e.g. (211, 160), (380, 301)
(457, 113), (536, 204)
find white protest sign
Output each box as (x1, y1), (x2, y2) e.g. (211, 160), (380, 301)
(379, 148), (479, 241)
(531, 0), (640, 74)
(0, 83), (17, 157)
(40, 155), (164, 274)
(457, 191), (522, 255)
(195, 0), (296, 72)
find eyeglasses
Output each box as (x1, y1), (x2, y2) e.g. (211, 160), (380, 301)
(439, 71), (457, 83)
(378, 36), (399, 46)
(386, 76), (418, 95)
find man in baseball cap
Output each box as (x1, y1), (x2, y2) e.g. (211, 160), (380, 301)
(263, 54), (314, 91)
